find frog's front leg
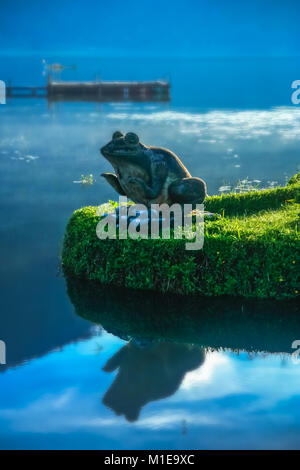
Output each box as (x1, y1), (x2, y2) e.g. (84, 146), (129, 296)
(101, 173), (127, 196)
(129, 160), (168, 199)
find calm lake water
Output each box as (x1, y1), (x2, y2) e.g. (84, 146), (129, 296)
(0, 57), (299, 449)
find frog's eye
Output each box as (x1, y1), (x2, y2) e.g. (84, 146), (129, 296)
(112, 131), (124, 140)
(125, 132), (139, 145)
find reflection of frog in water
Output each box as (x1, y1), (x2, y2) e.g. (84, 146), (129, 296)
(102, 341), (205, 422)
(101, 131), (207, 208)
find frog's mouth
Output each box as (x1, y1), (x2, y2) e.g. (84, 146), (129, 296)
(101, 146), (139, 160)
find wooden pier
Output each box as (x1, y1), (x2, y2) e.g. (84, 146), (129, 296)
(6, 86), (47, 98)
(6, 78), (170, 102)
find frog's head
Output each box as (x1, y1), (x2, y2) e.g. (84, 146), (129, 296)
(101, 131), (145, 164)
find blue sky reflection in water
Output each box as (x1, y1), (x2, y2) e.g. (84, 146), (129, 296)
(1, 0), (300, 450)
(1, 329), (300, 449)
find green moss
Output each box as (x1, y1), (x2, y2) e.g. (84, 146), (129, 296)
(62, 175), (300, 300)
(288, 172), (300, 186)
(205, 181), (298, 215)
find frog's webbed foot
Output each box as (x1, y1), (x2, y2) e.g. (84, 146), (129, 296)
(127, 177), (160, 199)
(168, 177), (207, 207)
(101, 173), (127, 196)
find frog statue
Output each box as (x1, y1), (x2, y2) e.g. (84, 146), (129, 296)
(100, 131), (207, 208)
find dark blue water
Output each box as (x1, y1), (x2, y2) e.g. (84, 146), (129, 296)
(0, 57), (300, 449)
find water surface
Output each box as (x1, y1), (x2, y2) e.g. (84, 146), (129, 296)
(0, 57), (299, 449)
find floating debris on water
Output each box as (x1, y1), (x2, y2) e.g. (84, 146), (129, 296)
(10, 153), (39, 163)
(25, 155), (39, 161)
(198, 138), (217, 143)
(73, 174), (95, 185)
(219, 185), (232, 192)
(218, 178), (281, 194)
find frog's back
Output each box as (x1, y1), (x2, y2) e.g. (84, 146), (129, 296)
(149, 146), (191, 178)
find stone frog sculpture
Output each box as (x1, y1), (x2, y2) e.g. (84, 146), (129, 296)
(100, 131), (207, 208)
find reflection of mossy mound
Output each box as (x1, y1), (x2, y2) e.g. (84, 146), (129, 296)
(62, 174), (300, 299)
(65, 274), (300, 353)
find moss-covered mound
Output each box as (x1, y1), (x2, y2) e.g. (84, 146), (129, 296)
(62, 173), (300, 300)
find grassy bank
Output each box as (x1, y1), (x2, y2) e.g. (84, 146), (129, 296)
(62, 173), (300, 299)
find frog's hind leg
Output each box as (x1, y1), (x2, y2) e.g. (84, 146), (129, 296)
(101, 173), (127, 196)
(168, 177), (207, 208)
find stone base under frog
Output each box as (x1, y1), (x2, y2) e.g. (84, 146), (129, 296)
(100, 131), (207, 208)
(101, 205), (219, 234)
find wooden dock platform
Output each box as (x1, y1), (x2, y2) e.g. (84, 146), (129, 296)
(6, 86), (47, 98)
(6, 79), (170, 102)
